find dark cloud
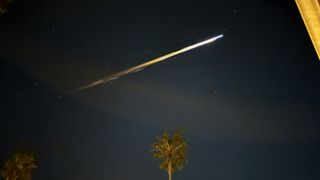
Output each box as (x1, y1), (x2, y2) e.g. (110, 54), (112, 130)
(74, 79), (320, 141)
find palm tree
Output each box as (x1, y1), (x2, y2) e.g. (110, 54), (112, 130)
(1, 153), (37, 180)
(151, 132), (187, 180)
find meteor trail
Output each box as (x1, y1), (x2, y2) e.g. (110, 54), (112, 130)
(77, 34), (223, 91)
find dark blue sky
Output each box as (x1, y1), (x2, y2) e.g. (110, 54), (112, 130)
(1, 0), (320, 180)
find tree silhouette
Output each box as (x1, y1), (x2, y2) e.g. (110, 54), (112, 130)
(0, 0), (14, 14)
(151, 132), (187, 180)
(1, 153), (37, 180)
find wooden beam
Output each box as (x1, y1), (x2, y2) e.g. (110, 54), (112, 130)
(296, 0), (320, 60)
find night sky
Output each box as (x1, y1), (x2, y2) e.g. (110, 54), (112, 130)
(1, 0), (320, 180)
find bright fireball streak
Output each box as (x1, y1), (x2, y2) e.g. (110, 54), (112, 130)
(78, 34), (223, 91)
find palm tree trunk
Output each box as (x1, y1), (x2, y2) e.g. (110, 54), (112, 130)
(168, 163), (172, 180)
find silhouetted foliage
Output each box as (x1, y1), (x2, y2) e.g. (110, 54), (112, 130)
(1, 153), (37, 180)
(0, 0), (14, 14)
(151, 132), (187, 180)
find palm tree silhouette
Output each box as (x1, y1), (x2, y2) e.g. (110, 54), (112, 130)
(151, 132), (187, 180)
(1, 153), (37, 180)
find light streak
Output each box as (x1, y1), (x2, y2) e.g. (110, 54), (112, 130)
(77, 34), (223, 91)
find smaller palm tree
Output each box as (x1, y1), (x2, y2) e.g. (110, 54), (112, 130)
(151, 132), (187, 180)
(1, 153), (37, 180)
